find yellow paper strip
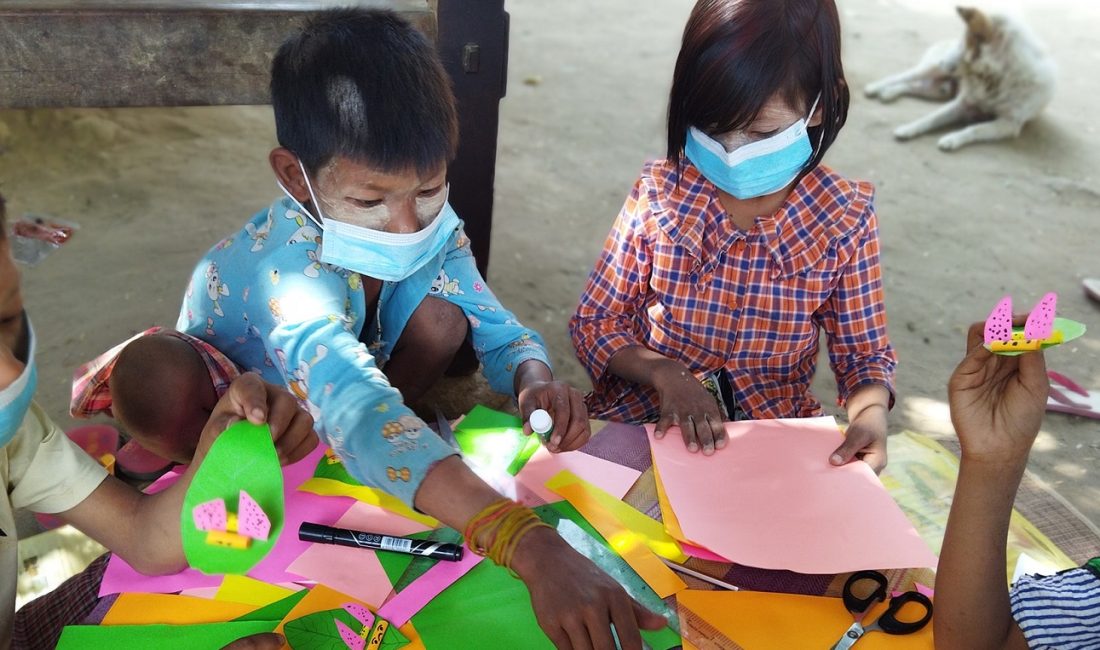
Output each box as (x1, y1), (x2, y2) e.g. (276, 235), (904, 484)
(102, 593), (255, 626)
(215, 575), (297, 607)
(297, 477), (438, 527)
(552, 481), (686, 597)
(546, 471), (687, 563)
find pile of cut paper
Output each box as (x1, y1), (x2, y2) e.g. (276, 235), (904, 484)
(61, 406), (682, 649)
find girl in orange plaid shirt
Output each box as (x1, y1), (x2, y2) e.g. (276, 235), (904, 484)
(570, 0), (897, 471)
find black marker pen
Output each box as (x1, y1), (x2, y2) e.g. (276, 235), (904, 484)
(299, 522), (464, 561)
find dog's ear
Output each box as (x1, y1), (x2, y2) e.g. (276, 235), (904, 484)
(957, 6), (994, 47)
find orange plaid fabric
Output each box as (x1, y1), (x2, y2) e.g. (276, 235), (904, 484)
(70, 327), (241, 419)
(569, 160), (896, 423)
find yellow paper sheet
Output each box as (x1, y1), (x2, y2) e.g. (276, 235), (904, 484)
(882, 431), (1076, 581)
(275, 584), (424, 650)
(651, 462), (690, 543)
(551, 480), (686, 597)
(215, 575), (297, 607)
(546, 471), (687, 562)
(297, 477), (438, 528)
(101, 593), (256, 626)
(677, 589), (933, 649)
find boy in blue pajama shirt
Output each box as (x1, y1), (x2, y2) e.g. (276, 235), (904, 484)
(172, 193), (550, 503)
(72, 9), (666, 648)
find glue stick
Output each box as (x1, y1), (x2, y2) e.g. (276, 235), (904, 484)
(530, 409), (553, 442)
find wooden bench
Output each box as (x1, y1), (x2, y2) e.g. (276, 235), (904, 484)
(0, 0), (507, 276)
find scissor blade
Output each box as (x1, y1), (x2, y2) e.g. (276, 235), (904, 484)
(829, 622), (864, 650)
(434, 407), (460, 451)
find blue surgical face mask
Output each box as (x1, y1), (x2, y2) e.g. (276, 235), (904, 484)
(684, 95), (821, 200)
(277, 161), (457, 282)
(0, 315), (37, 448)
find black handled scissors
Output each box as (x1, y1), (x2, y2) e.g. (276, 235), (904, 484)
(829, 570), (933, 650)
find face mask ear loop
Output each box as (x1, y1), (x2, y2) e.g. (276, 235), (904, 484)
(274, 158), (325, 230)
(808, 92), (826, 152)
(799, 92), (826, 171)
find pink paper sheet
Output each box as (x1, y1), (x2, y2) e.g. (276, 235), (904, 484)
(514, 446), (641, 505)
(647, 417), (939, 573)
(286, 501), (432, 606)
(679, 540), (731, 563)
(376, 544), (483, 626)
(100, 445), (356, 596)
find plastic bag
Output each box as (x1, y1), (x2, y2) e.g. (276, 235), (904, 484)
(8, 214), (78, 265)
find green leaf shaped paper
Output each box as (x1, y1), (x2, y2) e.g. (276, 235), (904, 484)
(181, 420), (284, 574)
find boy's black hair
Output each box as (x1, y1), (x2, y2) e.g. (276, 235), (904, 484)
(271, 8), (459, 176)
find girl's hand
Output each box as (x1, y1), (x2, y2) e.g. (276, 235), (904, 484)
(830, 405), (888, 473)
(652, 360), (726, 455)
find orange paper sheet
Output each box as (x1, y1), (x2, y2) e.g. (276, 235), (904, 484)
(101, 593), (256, 626)
(551, 480), (686, 597)
(286, 501), (431, 606)
(546, 471), (687, 563)
(677, 589), (933, 649)
(651, 462), (690, 544)
(648, 417), (938, 573)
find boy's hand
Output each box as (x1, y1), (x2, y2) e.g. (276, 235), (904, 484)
(514, 527), (667, 649)
(518, 379), (591, 452)
(515, 359), (591, 452)
(221, 633), (285, 650)
(948, 321), (1049, 466)
(195, 372), (318, 466)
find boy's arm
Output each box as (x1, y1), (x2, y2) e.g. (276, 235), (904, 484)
(60, 373), (316, 575)
(413, 455), (667, 648)
(936, 322), (1048, 650)
(435, 228), (590, 450)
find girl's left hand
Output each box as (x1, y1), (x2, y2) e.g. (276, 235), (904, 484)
(517, 380), (592, 452)
(830, 404), (888, 473)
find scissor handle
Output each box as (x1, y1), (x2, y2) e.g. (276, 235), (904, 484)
(877, 591), (934, 634)
(842, 570), (889, 615)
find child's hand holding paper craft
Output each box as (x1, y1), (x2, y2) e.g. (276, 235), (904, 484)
(983, 292), (1086, 356)
(181, 372), (319, 574)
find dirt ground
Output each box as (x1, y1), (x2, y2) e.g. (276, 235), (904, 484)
(1, 0), (1098, 530)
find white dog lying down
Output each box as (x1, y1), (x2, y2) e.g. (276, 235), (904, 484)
(864, 6), (1056, 151)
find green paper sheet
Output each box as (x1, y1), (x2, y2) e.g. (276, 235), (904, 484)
(452, 405), (539, 476)
(234, 588), (310, 623)
(56, 620), (277, 648)
(377, 503), (680, 649)
(182, 420), (285, 574)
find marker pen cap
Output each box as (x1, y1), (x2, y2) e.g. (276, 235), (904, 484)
(530, 409), (553, 439)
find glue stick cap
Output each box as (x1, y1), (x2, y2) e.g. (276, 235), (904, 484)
(530, 409), (553, 438)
